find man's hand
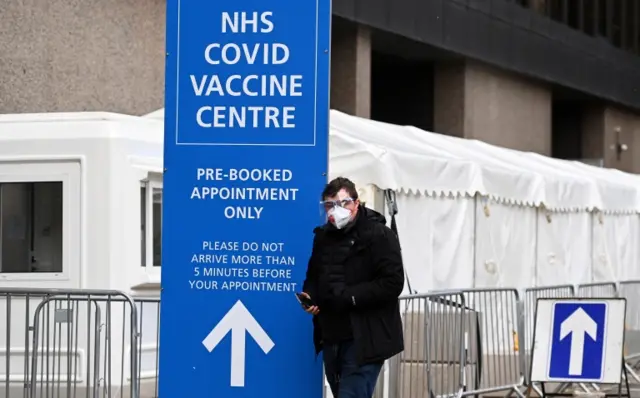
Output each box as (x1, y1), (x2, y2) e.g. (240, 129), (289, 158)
(299, 292), (320, 315)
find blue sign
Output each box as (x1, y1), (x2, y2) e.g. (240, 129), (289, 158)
(548, 302), (607, 381)
(158, 0), (331, 396)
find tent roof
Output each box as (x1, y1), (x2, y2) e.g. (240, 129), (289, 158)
(329, 110), (640, 213)
(74, 107), (640, 214)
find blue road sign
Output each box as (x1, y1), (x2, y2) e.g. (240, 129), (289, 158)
(548, 302), (607, 381)
(158, 0), (331, 396)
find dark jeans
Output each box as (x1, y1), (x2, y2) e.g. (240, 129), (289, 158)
(323, 340), (383, 398)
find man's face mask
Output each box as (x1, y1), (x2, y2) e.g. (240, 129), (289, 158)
(327, 205), (352, 229)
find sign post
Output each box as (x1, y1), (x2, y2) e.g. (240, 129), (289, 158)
(530, 298), (627, 389)
(158, 0), (331, 396)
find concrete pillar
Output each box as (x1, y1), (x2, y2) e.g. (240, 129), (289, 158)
(433, 62), (466, 138)
(581, 105), (606, 163)
(330, 20), (371, 118)
(434, 61), (552, 155)
(604, 107), (640, 172)
(582, 105), (640, 173)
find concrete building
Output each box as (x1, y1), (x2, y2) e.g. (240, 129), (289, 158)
(1, 0), (640, 171)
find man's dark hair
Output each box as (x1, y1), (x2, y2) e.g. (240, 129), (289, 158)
(321, 177), (359, 201)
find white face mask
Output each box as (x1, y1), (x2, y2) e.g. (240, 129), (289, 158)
(328, 206), (352, 229)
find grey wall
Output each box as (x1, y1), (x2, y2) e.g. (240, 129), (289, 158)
(0, 0), (166, 115)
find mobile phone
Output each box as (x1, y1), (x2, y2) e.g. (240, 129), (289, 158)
(295, 292), (315, 308)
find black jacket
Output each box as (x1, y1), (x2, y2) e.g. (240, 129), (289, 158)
(302, 205), (405, 365)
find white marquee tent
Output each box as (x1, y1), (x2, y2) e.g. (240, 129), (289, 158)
(145, 108), (640, 293)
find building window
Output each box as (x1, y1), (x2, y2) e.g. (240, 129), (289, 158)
(0, 182), (63, 273)
(141, 177), (162, 269)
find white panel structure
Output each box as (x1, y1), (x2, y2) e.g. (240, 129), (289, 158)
(536, 211), (592, 285)
(474, 199), (537, 290)
(390, 193), (475, 293)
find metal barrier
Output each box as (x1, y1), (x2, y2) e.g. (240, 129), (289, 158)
(617, 281), (640, 385)
(575, 282), (618, 298)
(127, 283), (628, 398)
(459, 288), (526, 398)
(381, 291), (467, 398)
(132, 298), (160, 398)
(0, 288), (139, 398)
(7, 282), (637, 398)
(523, 285), (575, 344)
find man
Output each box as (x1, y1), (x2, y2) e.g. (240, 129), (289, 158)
(300, 177), (405, 398)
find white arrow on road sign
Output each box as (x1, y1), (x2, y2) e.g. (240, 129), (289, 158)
(202, 300), (275, 387)
(560, 307), (598, 376)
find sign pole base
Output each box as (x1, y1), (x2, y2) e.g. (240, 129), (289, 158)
(536, 360), (632, 398)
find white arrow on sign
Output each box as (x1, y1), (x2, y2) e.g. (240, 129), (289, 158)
(559, 307), (598, 376)
(202, 300), (275, 387)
